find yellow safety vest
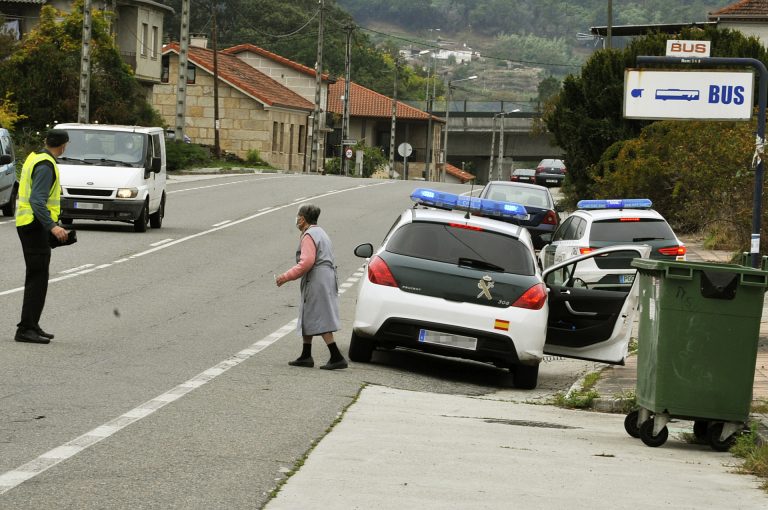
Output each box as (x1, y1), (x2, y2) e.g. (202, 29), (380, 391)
(16, 151), (60, 227)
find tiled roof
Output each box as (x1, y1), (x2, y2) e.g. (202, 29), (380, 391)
(327, 79), (443, 122)
(710, 0), (768, 18)
(163, 43), (313, 112)
(445, 163), (475, 183)
(222, 43), (330, 81)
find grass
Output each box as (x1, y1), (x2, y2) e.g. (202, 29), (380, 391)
(731, 423), (768, 491)
(552, 370), (601, 409)
(753, 400), (768, 414)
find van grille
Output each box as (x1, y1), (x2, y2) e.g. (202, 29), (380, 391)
(66, 188), (113, 197)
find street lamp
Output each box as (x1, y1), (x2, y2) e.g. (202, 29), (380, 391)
(441, 75), (477, 182)
(495, 108), (520, 181)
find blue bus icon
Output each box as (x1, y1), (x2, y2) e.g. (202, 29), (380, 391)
(655, 89), (700, 101)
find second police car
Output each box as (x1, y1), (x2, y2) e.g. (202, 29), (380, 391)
(540, 199), (685, 290)
(349, 189), (650, 390)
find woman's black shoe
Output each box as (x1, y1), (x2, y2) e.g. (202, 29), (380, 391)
(288, 357), (314, 368)
(320, 358), (348, 370)
(15, 329), (51, 344)
(36, 327), (54, 339)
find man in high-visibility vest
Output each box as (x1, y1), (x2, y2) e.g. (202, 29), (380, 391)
(15, 129), (69, 344)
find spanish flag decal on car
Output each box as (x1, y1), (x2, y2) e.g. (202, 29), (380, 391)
(494, 319), (510, 331)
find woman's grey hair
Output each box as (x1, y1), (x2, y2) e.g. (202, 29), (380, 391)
(298, 204), (321, 225)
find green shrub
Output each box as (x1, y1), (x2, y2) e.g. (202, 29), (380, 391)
(245, 148), (268, 166)
(166, 141), (211, 171)
(324, 157), (342, 175)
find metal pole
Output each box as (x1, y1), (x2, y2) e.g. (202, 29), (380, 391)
(310, 0), (325, 173)
(441, 82), (452, 182)
(78, 0), (92, 123)
(607, 0), (612, 50)
(175, 0), (191, 141)
(489, 115), (496, 181)
(498, 112), (505, 181)
(342, 24), (352, 177)
(389, 60), (399, 178)
(212, 3), (221, 158)
(638, 56), (768, 268)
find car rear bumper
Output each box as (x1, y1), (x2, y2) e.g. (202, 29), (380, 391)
(60, 197), (145, 222)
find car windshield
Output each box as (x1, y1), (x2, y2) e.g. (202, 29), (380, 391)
(589, 218), (676, 242)
(386, 221), (535, 275)
(63, 129), (147, 166)
(514, 169), (536, 176)
(484, 185), (551, 209)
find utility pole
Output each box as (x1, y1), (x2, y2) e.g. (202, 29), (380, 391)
(607, 0), (613, 49)
(497, 112), (505, 180)
(424, 55), (436, 181)
(489, 115), (496, 181)
(388, 59), (400, 179)
(174, 0), (191, 142)
(212, 2), (221, 158)
(341, 24), (353, 177)
(310, 0), (325, 173)
(78, 0), (93, 123)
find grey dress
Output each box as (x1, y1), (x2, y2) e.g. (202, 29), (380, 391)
(297, 225), (340, 336)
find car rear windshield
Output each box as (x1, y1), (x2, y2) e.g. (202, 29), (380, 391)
(386, 221), (535, 275)
(589, 218), (676, 242)
(484, 185), (551, 209)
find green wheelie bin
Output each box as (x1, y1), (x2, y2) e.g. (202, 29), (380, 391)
(624, 258), (768, 450)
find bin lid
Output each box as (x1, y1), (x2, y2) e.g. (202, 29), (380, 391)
(631, 258), (768, 287)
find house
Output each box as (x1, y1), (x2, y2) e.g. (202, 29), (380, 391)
(444, 162), (475, 184)
(222, 43), (332, 169)
(0, 0), (173, 90)
(709, 0), (768, 43)
(326, 79), (445, 180)
(155, 42), (313, 169)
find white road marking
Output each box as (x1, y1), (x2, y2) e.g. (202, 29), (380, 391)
(113, 258), (129, 264)
(258, 207), (270, 212)
(167, 175), (291, 195)
(0, 318), (299, 495)
(149, 238), (174, 247)
(60, 264), (95, 274)
(0, 286), (24, 297)
(95, 264), (112, 270)
(212, 220), (231, 227)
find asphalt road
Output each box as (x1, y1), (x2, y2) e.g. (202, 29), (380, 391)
(0, 174), (592, 508)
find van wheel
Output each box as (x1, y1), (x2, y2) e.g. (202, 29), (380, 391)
(133, 201), (149, 232)
(1, 186), (16, 216)
(150, 194), (165, 228)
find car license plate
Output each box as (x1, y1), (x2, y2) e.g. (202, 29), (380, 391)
(74, 202), (103, 210)
(619, 274), (635, 284)
(418, 329), (477, 350)
(546, 179), (558, 183)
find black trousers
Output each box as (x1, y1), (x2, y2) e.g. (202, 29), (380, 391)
(17, 222), (51, 331)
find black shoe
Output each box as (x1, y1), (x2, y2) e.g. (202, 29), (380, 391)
(320, 358), (348, 370)
(15, 329), (51, 344)
(288, 356), (314, 368)
(35, 327), (54, 340)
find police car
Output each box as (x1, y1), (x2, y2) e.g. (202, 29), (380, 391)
(540, 199), (685, 290)
(349, 189), (649, 389)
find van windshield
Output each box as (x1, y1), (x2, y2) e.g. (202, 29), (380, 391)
(63, 129), (147, 166)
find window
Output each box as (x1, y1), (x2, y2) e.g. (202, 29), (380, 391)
(272, 122), (279, 152)
(589, 219), (675, 243)
(298, 125), (305, 154)
(279, 123), (285, 153)
(552, 217), (573, 242)
(151, 26), (158, 59)
(140, 23), (148, 57)
(186, 65), (196, 84)
(161, 56), (169, 83)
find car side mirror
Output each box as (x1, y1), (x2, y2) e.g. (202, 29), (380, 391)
(354, 243), (373, 258)
(150, 156), (162, 173)
(0, 155), (11, 165)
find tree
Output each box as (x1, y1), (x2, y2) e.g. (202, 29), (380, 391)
(544, 26), (768, 204)
(0, 1), (163, 131)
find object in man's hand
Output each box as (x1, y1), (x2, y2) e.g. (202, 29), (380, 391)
(48, 229), (77, 248)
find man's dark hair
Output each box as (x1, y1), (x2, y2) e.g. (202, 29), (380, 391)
(45, 129), (69, 148)
(298, 204), (321, 225)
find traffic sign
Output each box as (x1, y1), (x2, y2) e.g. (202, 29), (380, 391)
(624, 69), (754, 120)
(397, 142), (413, 158)
(342, 139), (356, 145)
(344, 148), (353, 159)
(666, 40), (710, 58)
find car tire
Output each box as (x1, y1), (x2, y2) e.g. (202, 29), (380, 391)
(1, 185), (16, 216)
(348, 332), (375, 362)
(133, 201), (149, 232)
(149, 194), (165, 229)
(512, 363), (539, 390)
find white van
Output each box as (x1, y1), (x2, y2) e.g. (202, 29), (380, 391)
(55, 124), (166, 232)
(0, 128), (17, 216)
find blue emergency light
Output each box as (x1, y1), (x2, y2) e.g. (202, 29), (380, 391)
(577, 198), (652, 210)
(411, 188), (527, 219)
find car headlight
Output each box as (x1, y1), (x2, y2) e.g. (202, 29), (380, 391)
(116, 188), (138, 199)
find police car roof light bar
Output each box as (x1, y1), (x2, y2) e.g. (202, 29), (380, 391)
(577, 198), (653, 210)
(411, 188), (528, 219)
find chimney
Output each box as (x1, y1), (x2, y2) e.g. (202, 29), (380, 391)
(190, 34), (208, 49)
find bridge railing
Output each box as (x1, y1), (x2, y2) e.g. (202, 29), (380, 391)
(401, 100), (541, 116)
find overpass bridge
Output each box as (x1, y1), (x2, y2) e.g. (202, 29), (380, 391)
(424, 101), (564, 183)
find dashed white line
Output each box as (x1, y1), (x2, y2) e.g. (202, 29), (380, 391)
(167, 175), (291, 195)
(113, 258), (129, 264)
(60, 264), (95, 274)
(212, 220), (231, 227)
(95, 264), (112, 270)
(0, 319), (298, 495)
(149, 238), (174, 247)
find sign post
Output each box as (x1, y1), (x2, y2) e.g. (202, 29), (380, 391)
(398, 142), (413, 180)
(634, 56), (768, 268)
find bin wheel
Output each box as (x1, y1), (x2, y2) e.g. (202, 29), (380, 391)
(639, 419), (668, 447)
(693, 420), (709, 441)
(624, 410), (641, 438)
(707, 423), (736, 452)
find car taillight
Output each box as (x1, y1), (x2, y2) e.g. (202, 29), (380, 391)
(511, 283), (547, 310)
(542, 210), (558, 225)
(368, 256), (398, 287)
(579, 247), (594, 255)
(658, 246), (687, 257)
(449, 223), (484, 231)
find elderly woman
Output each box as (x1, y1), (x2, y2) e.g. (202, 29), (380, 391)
(275, 204), (347, 370)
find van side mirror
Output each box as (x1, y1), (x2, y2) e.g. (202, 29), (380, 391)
(0, 155), (12, 165)
(150, 156), (162, 173)
(354, 243), (373, 258)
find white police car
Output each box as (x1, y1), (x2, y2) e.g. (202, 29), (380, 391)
(349, 189), (649, 389)
(540, 199), (685, 290)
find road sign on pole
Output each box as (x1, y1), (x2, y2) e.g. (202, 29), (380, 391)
(624, 69), (754, 120)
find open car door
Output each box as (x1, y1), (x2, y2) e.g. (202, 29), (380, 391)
(542, 244), (651, 364)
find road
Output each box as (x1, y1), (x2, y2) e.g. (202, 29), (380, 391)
(0, 174), (595, 508)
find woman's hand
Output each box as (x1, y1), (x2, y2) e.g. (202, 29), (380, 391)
(275, 274), (286, 287)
